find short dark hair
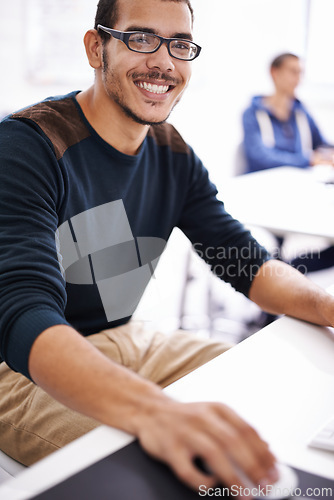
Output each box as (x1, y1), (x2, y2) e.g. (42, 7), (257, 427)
(270, 53), (300, 70)
(94, 0), (194, 44)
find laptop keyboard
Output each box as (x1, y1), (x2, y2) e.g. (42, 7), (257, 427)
(309, 417), (334, 452)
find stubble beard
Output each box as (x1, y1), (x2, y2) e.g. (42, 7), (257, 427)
(110, 89), (172, 126)
(102, 48), (176, 126)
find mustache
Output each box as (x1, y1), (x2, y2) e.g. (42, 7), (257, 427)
(131, 71), (180, 85)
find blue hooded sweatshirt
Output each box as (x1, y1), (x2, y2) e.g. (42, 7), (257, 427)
(242, 96), (328, 173)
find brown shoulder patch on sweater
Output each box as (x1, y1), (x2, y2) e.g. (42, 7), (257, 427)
(12, 97), (90, 160)
(148, 123), (190, 154)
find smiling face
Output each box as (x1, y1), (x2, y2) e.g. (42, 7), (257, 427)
(99, 0), (193, 125)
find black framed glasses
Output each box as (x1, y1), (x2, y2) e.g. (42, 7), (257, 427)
(97, 25), (201, 61)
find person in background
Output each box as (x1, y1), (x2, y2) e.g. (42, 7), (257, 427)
(242, 52), (334, 174)
(242, 52), (334, 273)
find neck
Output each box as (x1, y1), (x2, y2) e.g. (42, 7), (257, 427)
(265, 91), (295, 121)
(76, 86), (150, 156)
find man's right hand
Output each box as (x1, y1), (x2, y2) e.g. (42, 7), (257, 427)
(29, 325), (278, 494)
(135, 398), (279, 492)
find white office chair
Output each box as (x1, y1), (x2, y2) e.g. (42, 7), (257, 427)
(233, 142), (248, 176)
(0, 449), (26, 483)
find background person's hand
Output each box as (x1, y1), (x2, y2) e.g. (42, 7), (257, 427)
(310, 147), (334, 166)
(135, 398), (279, 493)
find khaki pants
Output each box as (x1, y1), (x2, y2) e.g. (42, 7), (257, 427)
(0, 322), (232, 466)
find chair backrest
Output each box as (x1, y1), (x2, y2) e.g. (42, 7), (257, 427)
(0, 449), (26, 480)
(233, 142), (248, 176)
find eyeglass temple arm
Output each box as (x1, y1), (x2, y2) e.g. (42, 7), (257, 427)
(98, 25), (125, 42)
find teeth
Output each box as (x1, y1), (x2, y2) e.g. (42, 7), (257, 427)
(136, 82), (169, 94)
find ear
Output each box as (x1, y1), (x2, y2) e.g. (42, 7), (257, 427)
(270, 67), (277, 82)
(83, 29), (103, 69)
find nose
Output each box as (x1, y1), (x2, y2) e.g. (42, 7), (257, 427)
(146, 42), (175, 73)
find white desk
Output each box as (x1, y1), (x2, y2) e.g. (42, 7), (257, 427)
(0, 315), (334, 499)
(221, 166), (334, 241)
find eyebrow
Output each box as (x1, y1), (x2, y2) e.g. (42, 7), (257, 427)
(125, 26), (193, 41)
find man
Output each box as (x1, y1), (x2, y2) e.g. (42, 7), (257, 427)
(242, 52), (334, 273)
(0, 0), (334, 493)
(242, 52), (334, 173)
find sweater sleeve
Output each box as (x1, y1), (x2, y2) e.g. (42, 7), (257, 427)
(242, 107), (311, 172)
(0, 118), (70, 379)
(177, 148), (272, 297)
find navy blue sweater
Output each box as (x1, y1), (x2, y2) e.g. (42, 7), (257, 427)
(0, 92), (270, 379)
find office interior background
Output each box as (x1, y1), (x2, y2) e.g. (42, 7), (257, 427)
(1, 0), (334, 340)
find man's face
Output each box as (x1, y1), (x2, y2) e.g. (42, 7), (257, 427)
(100, 0), (193, 125)
(272, 57), (303, 97)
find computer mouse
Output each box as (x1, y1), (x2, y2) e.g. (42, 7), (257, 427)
(253, 463), (299, 499)
(194, 458), (298, 500)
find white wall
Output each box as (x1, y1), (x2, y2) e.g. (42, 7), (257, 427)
(2, 0), (334, 189)
(0, 0), (95, 113)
